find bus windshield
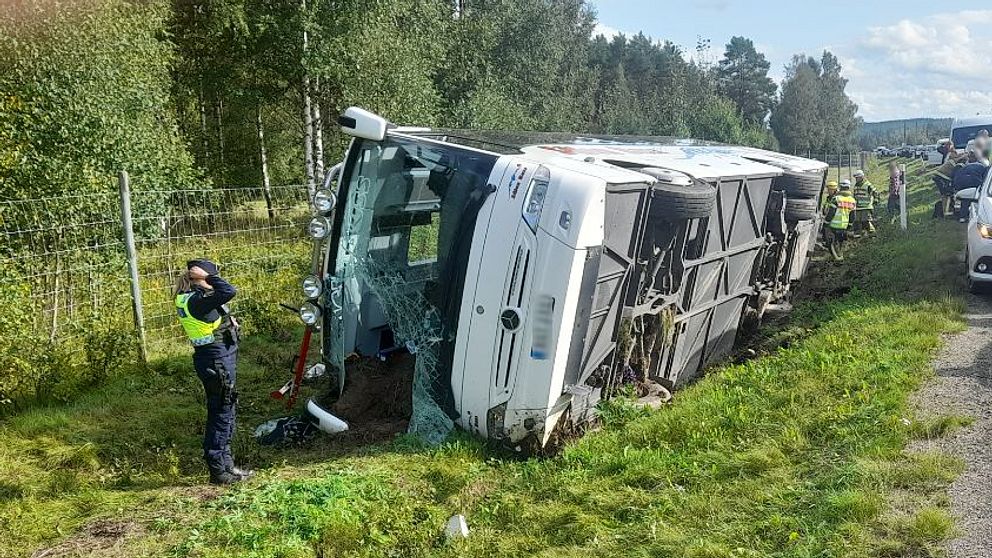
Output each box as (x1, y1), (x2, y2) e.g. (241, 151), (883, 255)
(325, 135), (498, 442)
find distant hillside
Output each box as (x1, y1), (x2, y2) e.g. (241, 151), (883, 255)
(859, 118), (953, 149)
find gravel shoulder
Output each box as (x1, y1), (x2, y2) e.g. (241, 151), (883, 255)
(911, 291), (992, 558)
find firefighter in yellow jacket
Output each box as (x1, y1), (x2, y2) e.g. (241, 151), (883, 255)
(825, 180), (857, 261)
(851, 169), (878, 235)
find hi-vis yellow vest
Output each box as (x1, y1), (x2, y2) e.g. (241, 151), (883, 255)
(175, 293), (221, 346)
(829, 192), (857, 230)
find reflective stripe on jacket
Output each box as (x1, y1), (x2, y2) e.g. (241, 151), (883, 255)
(853, 180), (876, 210)
(176, 292), (222, 346)
(829, 192), (857, 230)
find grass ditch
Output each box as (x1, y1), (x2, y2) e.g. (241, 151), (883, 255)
(0, 157), (973, 557)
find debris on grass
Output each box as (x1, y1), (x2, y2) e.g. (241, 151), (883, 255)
(444, 514), (470, 539)
(31, 520), (140, 558)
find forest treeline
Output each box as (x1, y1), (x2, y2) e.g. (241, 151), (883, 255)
(858, 118), (954, 150)
(1, 0), (862, 203)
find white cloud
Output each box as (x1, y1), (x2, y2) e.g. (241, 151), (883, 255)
(593, 23), (623, 39)
(844, 10), (992, 120)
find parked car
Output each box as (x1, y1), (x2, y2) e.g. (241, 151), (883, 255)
(296, 107), (828, 450)
(958, 171), (992, 292)
(923, 145), (943, 166)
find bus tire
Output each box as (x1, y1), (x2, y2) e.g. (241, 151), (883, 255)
(776, 172), (823, 199)
(784, 197), (819, 222)
(650, 182), (717, 221)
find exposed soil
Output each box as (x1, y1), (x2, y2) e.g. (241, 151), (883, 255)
(911, 289), (992, 558)
(322, 353), (415, 442)
(31, 520), (140, 558)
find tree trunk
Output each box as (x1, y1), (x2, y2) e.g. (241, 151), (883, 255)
(312, 77), (325, 184)
(216, 99), (226, 184)
(198, 84), (210, 165)
(302, 0), (316, 202)
(49, 236), (62, 343)
(257, 105), (275, 223)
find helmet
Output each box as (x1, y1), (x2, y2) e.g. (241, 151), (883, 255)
(827, 180), (838, 187)
(840, 179), (851, 187)
(853, 170), (865, 178)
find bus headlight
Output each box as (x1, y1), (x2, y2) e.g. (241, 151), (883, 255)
(522, 166), (551, 232)
(308, 216), (331, 239)
(302, 275), (323, 299)
(299, 302), (321, 325)
(313, 189), (336, 214)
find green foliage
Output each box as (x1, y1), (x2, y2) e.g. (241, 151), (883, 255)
(908, 414), (975, 440)
(170, 0), (787, 190)
(0, 0), (198, 232)
(716, 36), (777, 124)
(310, 0), (449, 127)
(771, 52), (860, 153)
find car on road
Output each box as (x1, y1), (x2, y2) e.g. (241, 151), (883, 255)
(958, 170), (992, 292)
(923, 144), (944, 166)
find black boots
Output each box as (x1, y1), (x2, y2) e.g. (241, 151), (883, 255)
(209, 470), (241, 485)
(209, 466), (255, 485)
(229, 466), (255, 481)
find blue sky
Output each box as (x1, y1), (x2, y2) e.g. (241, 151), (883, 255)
(590, 0), (991, 122)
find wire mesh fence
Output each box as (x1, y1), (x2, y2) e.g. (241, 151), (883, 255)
(0, 187), (127, 346)
(130, 183), (312, 350)
(798, 151), (875, 183)
(0, 179), (313, 362)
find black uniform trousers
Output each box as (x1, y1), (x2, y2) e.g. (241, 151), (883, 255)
(193, 343), (238, 474)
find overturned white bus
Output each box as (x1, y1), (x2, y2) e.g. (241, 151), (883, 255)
(293, 107), (827, 451)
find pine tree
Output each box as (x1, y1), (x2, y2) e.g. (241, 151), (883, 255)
(716, 36), (777, 124)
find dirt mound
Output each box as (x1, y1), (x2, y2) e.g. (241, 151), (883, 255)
(325, 353), (415, 437)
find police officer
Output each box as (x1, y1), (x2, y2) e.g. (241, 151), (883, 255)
(825, 180), (857, 261)
(175, 260), (252, 485)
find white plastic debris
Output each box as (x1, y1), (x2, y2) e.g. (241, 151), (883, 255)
(304, 362), (326, 380)
(254, 418), (283, 439)
(444, 514), (469, 539)
(306, 398), (349, 434)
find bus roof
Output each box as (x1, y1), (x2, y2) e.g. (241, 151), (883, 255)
(952, 116), (992, 128)
(405, 130), (827, 180)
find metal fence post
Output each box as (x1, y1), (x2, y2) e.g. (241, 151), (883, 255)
(118, 170), (148, 364)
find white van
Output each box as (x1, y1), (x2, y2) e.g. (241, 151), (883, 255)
(951, 117), (992, 150)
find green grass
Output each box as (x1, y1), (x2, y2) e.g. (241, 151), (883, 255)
(0, 158), (973, 558)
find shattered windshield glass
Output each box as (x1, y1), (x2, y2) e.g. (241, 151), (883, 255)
(327, 136), (498, 444)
